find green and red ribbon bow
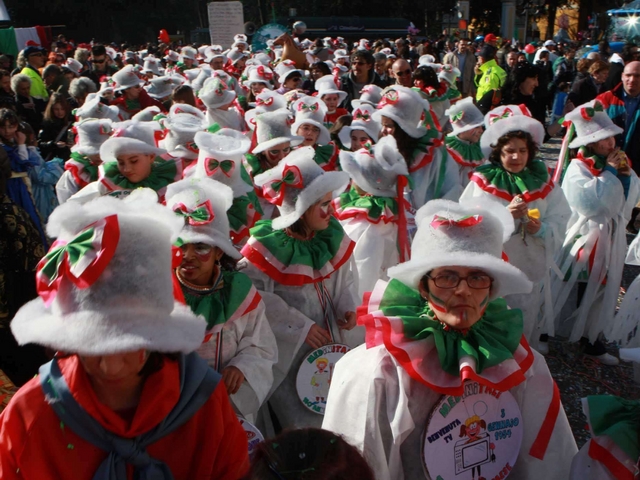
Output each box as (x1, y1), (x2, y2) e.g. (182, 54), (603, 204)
(360, 142), (375, 157)
(256, 65), (273, 80)
(205, 158), (235, 177)
(214, 81), (227, 96)
(488, 107), (514, 125)
(256, 96), (274, 107)
(430, 214), (483, 230)
(353, 109), (371, 122)
(298, 102), (319, 112)
(36, 215), (120, 307)
(580, 100), (604, 121)
(451, 111), (465, 123)
(378, 89), (400, 108)
(173, 200), (215, 226)
(262, 164), (304, 206)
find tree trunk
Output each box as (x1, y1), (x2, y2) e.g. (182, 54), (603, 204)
(546, 0), (559, 40)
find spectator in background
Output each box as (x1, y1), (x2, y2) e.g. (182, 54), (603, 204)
(568, 59), (609, 110)
(598, 39), (611, 61)
(68, 77), (97, 109)
(474, 45), (506, 114)
(443, 38), (477, 98)
(171, 84), (197, 107)
(20, 46), (49, 106)
(38, 93), (72, 161)
(340, 50), (385, 111)
(12, 74), (42, 133)
(0, 70), (15, 109)
(603, 43), (639, 92)
(373, 52), (392, 87)
(553, 47), (577, 86)
(390, 58), (412, 87)
(81, 44), (118, 90)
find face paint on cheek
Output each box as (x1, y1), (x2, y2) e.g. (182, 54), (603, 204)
(427, 292), (448, 313)
(479, 294), (489, 315)
(194, 246), (213, 263)
(319, 204), (331, 219)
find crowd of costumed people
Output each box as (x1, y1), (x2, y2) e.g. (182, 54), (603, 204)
(0, 30), (640, 480)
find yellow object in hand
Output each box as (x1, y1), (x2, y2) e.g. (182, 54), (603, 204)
(528, 208), (540, 219)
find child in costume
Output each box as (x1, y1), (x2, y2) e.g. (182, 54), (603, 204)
(551, 99), (640, 365)
(70, 120), (182, 202)
(167, 177), (277, 423)
(160, 103), (206, 171)
(110, 65), (166, 119)
(334, 136), (411, 297)
(314, 76), (348, 129)
(191, 129), (263, 248)
(444, 97), (486, 187)
(372, 86), (461, 209)
(412, 64), (457, 129)
(239, 147), (362, 431)
(198, 77), (245, 132)
(242, 65), (275, 106)
(0, 190), (250, 480)
(337, 104), (379, 152)
(56, 119), (113, 204)
(460, 105), (571, 349)
(322, 199), (578, 480)
(291, 96), (340, 171)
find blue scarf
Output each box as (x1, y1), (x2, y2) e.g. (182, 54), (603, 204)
(39, 352), (220, 480)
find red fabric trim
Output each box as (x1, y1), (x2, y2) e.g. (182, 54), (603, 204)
(65, 163), (90, 189)
(588, 439), (635, 480)
(529, 380), (561, 460)
(240, 239), (355, 287)
(469, 171), (555, 203)
(446, 146), (484, 168)
(333, 207), (398, 225)
(241, 290), (262, 316)
(409, 139), (443, 173)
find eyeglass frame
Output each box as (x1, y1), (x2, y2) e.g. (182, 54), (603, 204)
(426, 272), (493, 290)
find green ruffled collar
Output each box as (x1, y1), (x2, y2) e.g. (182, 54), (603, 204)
(445, 135), (485, 166)
(471, 159), (553, 202)
(334, 186), (399, 223)
(100, 157), (178, 192)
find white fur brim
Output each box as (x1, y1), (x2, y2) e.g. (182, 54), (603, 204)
(201, 91), (237, 109)
(146, 89), (174, 99)
(449, 121), (484, 136)
(100, 137), (166, 163)
(71, 145), (101, 156)
(480, 116), (544, 158)
(271, 171), (350, 230)
(338, 125), (379, 150)
(291, 120), (331, 145)
(387, 252), (533, 300)
(372, 109), (426, 139)
(177, 229), (241, 259)
(11, 298), (207, 355)
(242, 79), (273, 88)
(568, 125), (624, 149)
(341, 153), (396, 197)
(167, 146), (199, 160)
(252, 136), (304, 154)
(318, 89), (348, 104)
(114, 79), (145, 92)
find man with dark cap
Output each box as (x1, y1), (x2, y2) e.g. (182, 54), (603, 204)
(20, 46), (48, 103)
(474, 45), (506, 114)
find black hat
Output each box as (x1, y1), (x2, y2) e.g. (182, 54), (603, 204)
(24, 46), (45, 57)
(479, 45), (496, 60)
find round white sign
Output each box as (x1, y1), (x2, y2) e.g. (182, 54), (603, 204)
(422, 381), (523, 480)
(295, 343), (350, 415)
(236, 415), (264, 459)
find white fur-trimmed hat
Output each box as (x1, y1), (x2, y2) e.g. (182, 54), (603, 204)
(144, 75), (175, 99)
(100, 120), (166, 162)
(71, 118), (113, 156)
(142, 56), (163, 76)
(252, 109), (304, 154)
(438, 63), (461, 87)
(75, 93), (121, 122)
(372, 86), (429, 139)
(291, 97), (331, 145)
(162, 112), (206, 160)
(193, 129), (252, 197)
(198, 77), (237, 109)
(565, 99), (623, 149)
(112, 65), (145, 92)
(315, 75), (348, 104)
(340, 135), (408, 197)
(242, 65), (275, 88)
(351, 84), (383, 109)
(245, 90), (287, 129)
(254, 146), (350, 229)
(64, 58), (83, 76)
(11, 190), (207, 355)
(274, 59), (303, 84)
(164, 50), (180, 62)
(418, 54), (437, 66)
(333, 49), (349, 61)
(180, 46), (198, 62)
(165, 177), (240, 259)
(446, 97), (484, 136)
(338, 104), (380, 149)
(480, 104), (545, 157)
(227, 48), (248, 65)
(388, 199), (532, 299)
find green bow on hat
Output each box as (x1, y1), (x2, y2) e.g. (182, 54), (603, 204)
(173, 200), (215, 226)
(580, 101), (604, 121)
(205, 158), (235, 178)
(451, 111), (465, 123)
(263, 164), (304, 206)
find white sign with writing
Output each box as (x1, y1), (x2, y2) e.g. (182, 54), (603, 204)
(208, 1), (244, 49)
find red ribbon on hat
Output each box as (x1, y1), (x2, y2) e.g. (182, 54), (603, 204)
(262, 164), (304, 206)
(353, 109), (371, 122)
(184, 142), (199, 154)
(256, 97), (274, 107)
(488, 108), (515, 125)
(172, 200), (215, 226)
(579, 100), (604, 121)
(205, 158), (235, 178)
(378, 90), (399, 108)
(256, 65), (273, 80)
(359, 142), (375, 157)
(35, 215), (120, 307)
(430, 214), (483, 230)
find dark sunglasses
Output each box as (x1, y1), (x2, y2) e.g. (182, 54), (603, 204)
(395, 69), (412, 77)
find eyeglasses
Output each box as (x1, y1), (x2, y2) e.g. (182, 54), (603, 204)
(299, 124), (320, 134)
(93, 58), (107, 64)
(267, 146), (291, 156)
(394, 69), (412, 77)
(351, 61), (368, 66)
(427, 273), (493, 289)
(29, 52), (44, 57)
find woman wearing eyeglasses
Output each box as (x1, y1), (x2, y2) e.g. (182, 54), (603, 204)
(322, 199), (577, 480)
(290, 96), (340, 171)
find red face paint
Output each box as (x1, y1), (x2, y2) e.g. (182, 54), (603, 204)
(193, 244), (213, 263)
(318, 204), (331, 219)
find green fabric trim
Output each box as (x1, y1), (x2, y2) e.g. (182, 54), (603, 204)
(474, 159), (550, 196)
(228, 192), (263, 231)
(587, 395), (640, 461)
(577, 146), (607, 173)
(244, 153), (264, 178)
(248, 217), (348, 269)
(314, 143), (335, 168)
(378, 279), (523, 377)
(182, 270), (254, 329)
(410, 133), (434, 163)
(336, 187), (398, 220)
(69, 152), (99, 181)
(445, 136), (485, 163)
(101, 157), (178, 191)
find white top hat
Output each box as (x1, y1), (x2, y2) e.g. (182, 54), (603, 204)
(142, 56), (163, 76)
(351, 84), (383, 109)
(227, 48), (248, 65)
(71, 118), (113, 156)
(166, 177), (240, 259)
(169, 103), (206, 119)
(291, 97), (331, 145)
(112, 65), (145, 92)
(242, 65), (275, 88)
(11, 190), (207, 355)
(98, 80), (115, 97)
(131, 106), (162, 122)
(480, 104), (545, 157)
(274, 59), (303, 84)
(338, 104), (380, 149)
(333, 49), (349, 61)
(64, 58), (83, 75)
(418, 54), (437, 66)
(340, 135), (408, 197)
(544, 40), (556, 47)
(162, 112), (206, 160)
(565, 99), (623, 149)
(252, 109), (304, 154)
(100, 120), (166, 162)
(438, 64), (460, 87)
(145, 75), (175, 99)
(446, 97), (484, 136)
(198, 77), (237, 109)
(105, 47), (118, 61)
(193, 129), (252, 197)
(372, 86), (429, 139)
(254, 146), (350, 229)
(205, 52), (227, 64)
(234, 34), (248, 43)
(387, 199), (532, 299)
(252, 53), (272, 66)
(164, 50), (180, 62)
(314, 75), (348, 104)
(180, 46), (198, 62)
(183, 68), (202, 83)
(232, 40), (249, 50)
(245, 90), (288, 130)
(75, 93), (121, 122)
